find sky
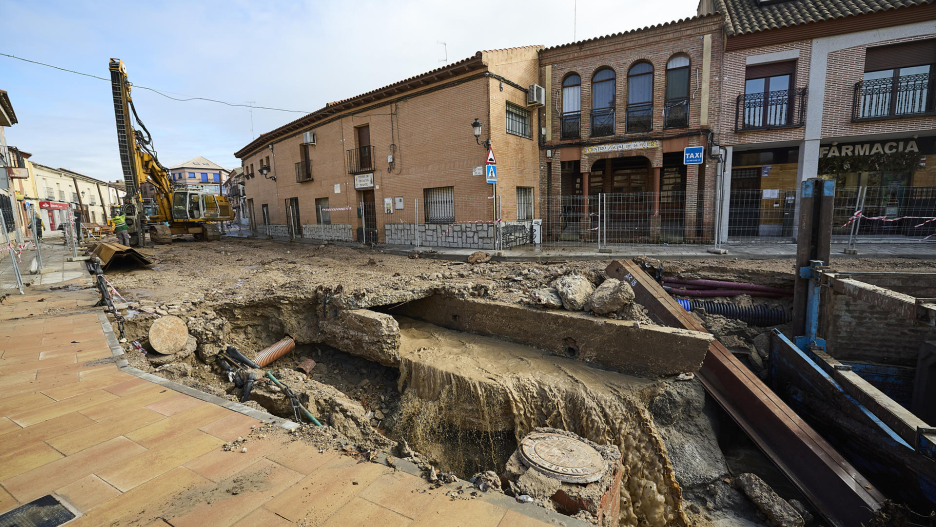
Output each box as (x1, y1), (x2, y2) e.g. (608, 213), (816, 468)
(1, 0), (700, 183)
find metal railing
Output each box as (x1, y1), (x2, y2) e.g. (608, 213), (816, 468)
(626, 104), (653, 133)
(560, 112), (580, 139)
(590, 108), (614, 137)
(852, 73), (935, 121)
(347, 145), (374, 174)
(295, 160), (313, 182)
(664, 98), (689, 129)
(735, 88), (807, 131)
(833, 185), (936, 241)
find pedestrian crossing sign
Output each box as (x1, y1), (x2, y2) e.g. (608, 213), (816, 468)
(486, 164), (497, 183)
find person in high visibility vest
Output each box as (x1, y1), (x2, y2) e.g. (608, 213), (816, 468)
(113, 213), (130, 245)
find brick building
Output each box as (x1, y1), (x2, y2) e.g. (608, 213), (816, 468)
(705, 0), (936, 240)
(235, 47), (542, 248)
(538, 15), (726, 244)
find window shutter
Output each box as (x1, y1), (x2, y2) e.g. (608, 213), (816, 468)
(745, 60), (796, 79)
(865, 39), (936, 71)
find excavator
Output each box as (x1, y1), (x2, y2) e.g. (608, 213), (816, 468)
(108, 58), (231, 246)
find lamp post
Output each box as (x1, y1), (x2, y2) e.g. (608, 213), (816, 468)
(259, 165), (275, 182)
(471, 118), (491, 149)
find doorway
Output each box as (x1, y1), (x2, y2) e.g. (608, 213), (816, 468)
(246, 199), (256, 233)
(358, 189), (377, 243)
(356, 125), (372, 172)
(285, 197), (301, 238)
(728, 168), (761, 238)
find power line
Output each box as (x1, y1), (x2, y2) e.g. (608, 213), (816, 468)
(0, 52), (311, 114)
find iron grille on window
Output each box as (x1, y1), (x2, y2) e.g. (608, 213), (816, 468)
(347, 145), (374, 174)
(424, 186), (454, 224)
(561, 112), (581, 139)
(590, 108), (615, 137)
(735, 88), (807, 131)
(0, 193), (14, 233)
(295, 160), (313, 182)
(516, 187), (534, 220)
(664, 99), (689, 128)
(506, 103), (531, 139)
(626, 104), (653, 133)
(853, 73), (935, 121)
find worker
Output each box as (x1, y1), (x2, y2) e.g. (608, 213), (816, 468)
(36, 217), (44, 241)
(113, 212), (130, 246)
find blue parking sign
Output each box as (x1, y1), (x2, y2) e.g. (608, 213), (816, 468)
(684, 146), (704, 165)
(486, 164), (497, 183)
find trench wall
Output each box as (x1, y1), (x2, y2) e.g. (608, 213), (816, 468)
(391, 295), (712, 378)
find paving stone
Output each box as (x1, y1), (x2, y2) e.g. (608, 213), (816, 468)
(410, 493), (507, 527)
(358, 470), (439, 519)
(55, 474), (122, 513)
(97, 429), (225, 492)
(323, 496), (410, 527)
(48, 408), (165, 456)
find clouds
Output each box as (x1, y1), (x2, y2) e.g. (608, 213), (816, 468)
(1, 0), (698, 181)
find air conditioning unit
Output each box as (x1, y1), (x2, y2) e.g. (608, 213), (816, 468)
(302, 131), (316, 145)
(527, 84), (546, 107)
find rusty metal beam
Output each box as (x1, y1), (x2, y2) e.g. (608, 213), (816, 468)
(606, 260), (884, 527)
(819, 271), (936, 326)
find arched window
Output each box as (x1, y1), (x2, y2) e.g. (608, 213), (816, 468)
(665, 55), (690, 128)
(591, 68), (616, 137)
(561, 74), (581, 139)
(627, 62), (654, 132)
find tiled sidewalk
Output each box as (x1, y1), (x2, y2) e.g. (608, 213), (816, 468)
(0, 283), (573, 526)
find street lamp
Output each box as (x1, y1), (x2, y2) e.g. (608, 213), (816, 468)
(471, 118), (491, 149)
(259, 165), (275, 182)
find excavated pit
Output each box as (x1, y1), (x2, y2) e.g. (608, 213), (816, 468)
(121, 291), (739, 527)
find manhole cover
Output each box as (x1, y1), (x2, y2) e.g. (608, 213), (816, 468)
(518, 432), (606, 484)
(0, 494), (76, 527)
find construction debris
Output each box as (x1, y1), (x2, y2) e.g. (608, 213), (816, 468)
(89, 242), (152, 270)
(147, 316), (190, 355)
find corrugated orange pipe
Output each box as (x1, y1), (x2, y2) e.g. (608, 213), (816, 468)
(254, 335), (296, 367)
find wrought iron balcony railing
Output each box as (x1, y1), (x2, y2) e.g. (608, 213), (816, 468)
(735, 87), (807, 131)
(560, 112), (581, 140)
(664, 98), (689, 129)
(295, 160), (313, 182)
(626, 103), (653, 133)
(853, 73), (935, 121)
(590, 108), (615, 137)
(347, 145), (375, 174)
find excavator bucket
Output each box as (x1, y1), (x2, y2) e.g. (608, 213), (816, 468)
(89, 242), (152, 270)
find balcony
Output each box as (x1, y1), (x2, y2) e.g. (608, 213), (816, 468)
(295, 160), (313, 182)
(347, 145), (374, 174)
(735, 88), (807, 132)
(664, 98), (689, 129)
(852, 73), (935, 121)
(560, 112), (580, 140)
(590, 108), (615, 137)
(626, 103), (653, 133)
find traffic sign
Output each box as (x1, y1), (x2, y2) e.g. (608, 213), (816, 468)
(486, 148), (496, 165)
(684, 146), (704, 165)
(486, 164), (497, 183)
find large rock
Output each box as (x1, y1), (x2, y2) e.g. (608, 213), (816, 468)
(321, 309), (401, 366)
(530, 288), (563, 309)
(589, 279), (635, 315)
(734, 473), (804, 527)
(553, 275), (594, 311)
(148, 316), (189, 355)
(467, 251), (491, 264)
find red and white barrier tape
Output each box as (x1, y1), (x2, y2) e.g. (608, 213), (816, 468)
(842, 210), (936, 241)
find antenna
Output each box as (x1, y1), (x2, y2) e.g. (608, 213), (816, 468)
(438, 41), (448, 64)
(574, 0), (577, 41)
(246, 101), (256, 140)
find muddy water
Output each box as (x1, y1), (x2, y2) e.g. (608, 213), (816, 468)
(393, 317), (687, 527)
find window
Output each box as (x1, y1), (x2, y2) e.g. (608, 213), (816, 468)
(506, 103), (531, 138)
(423, 186), (454, 224)
(189, 172), (195, 179)
(261, 204), (270, 226)
(214, 173), (220, 183)
(591, 68), (615, 137)
(665, 55), (690, 128)
(200, 173), (208, 182)
(627, 62), (654, 132)
(315, 197), (330, 225)
(516, 187), (534, 220)
(742, 61), (794, 128)
(857, 40), (936, 120)
(561, 74), (581, 139)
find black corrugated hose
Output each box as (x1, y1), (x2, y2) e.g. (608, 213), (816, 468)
(679, 299), (790, 326)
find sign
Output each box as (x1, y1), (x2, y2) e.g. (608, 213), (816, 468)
(486, 148), (496, 165)
(39, 201), (68, 210)
(762, 165), (772, 177)
(818, 137), (935, 158)
(683, 146), (704, 165)
(334, 183), (341, 194)
(486, 165), (497, 183)
(473, 166), (484, 176)
(762, 189), (779, 199)
(394, 197), (404, 210)
(353, 173), (374, 190)
(384, 197), (393, 214)
(583, 140), (659, 155)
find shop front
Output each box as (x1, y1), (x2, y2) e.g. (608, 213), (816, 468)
(39, 200), (69, 233)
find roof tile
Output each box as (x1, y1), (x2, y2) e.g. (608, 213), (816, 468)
(715, 0), (932, 35)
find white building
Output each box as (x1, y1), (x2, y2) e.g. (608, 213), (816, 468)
(31, 163), (125, 235)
